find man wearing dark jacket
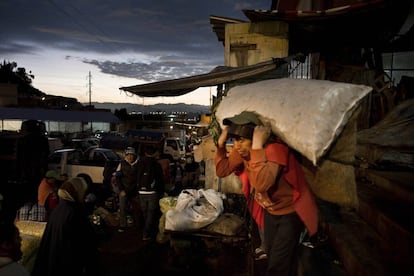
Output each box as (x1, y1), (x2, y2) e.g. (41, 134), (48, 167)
(137, 145), (164, 241)
(115, 147), (141, 232)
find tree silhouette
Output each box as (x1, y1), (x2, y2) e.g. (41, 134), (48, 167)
(0, 60), (45, 101)
(0, 60), (34, 84)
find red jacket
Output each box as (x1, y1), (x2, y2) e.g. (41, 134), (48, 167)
(215, 142), (318, 236)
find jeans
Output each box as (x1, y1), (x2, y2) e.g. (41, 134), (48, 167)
(264, 212), (304, 276)
(118, 193), (140, 228)
(139, 192), (160, 239)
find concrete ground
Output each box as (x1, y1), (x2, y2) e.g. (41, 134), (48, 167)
(96, 215), (345, 276)
(97, 223), (252, 276)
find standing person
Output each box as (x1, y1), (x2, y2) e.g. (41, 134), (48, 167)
(114, 146), (141, 232)
(158, 154), (171, 193)
(103, 160), (118, 197)
(16, 120), (50, 206)
(214, 111), (318, 276)
(137, 145), (164, 241)
(32, 177), (100, 276)
(170, 159), (184, 186)
(29, 170), (61, 221)
(183, 152), (200, 188)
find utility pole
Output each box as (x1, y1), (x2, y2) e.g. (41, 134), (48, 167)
(88, 71), (92, 132)
(88, 71), (92, 107)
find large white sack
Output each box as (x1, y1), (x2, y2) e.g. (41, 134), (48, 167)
(215, 78), (372, 165)
(165, 189), (224, 231)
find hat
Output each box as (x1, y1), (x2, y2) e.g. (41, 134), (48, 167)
(125, 147), (136, 156)
(223, 111), (261, 126)
(58, 177), (88, 203)
(45, 170), (60, 180)
(223, 111), (261, 140)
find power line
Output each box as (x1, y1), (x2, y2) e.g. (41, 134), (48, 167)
(46, 0), (122, 54)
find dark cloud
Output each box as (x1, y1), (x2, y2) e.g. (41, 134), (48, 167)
(84, 58), (212, 82)
(0, 0), (270, 82)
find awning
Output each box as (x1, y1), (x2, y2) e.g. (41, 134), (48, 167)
(119, 58), (284, 97)
(0, 107), (120, 123)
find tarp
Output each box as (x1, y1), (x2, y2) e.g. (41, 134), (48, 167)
(119, 59), (283, 97)
(357, 98), (414, 169)
(0, 107), (120, 123)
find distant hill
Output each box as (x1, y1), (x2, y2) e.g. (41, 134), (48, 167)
(87, 102), (211, 114)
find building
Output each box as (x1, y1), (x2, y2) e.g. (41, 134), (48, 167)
(0, 83), (120, 133)
(118, 1), (414, 275)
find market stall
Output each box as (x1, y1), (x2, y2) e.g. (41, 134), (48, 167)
(160, 190), (254, 273)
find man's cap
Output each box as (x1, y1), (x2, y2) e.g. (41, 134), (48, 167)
(223, 111), (261, 126)
(125, 147), (136, 156)
(45, 170), (60, 180)
(223, 111), (261, 140)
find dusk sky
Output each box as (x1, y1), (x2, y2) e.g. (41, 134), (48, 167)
(0, 0), (270, 106)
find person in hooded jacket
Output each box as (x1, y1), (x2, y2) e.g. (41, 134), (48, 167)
(32, 177), (100, 276)
(114, 147), (141, 232)
(137, 144), (164, 241)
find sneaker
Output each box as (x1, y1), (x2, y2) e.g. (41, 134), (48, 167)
(117, 227), (126, 233)
(142, 236), (152, 241)
(301, 241), (315, 248)
(254, 248), (267, 260)
(127, 216), (134, 225)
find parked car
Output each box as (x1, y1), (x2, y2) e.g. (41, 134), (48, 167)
(65, 137), (100, 152)
(48, 147), (120, 185)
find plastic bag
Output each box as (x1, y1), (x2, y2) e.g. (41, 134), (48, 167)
(165, 189), (224, 231)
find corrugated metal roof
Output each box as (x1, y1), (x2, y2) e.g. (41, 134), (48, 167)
(0, 107), (120, 123)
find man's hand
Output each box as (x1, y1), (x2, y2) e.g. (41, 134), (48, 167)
(120, 190), (126, 197)
(218, 126), (229, 148)
(252, 125), (271, 149)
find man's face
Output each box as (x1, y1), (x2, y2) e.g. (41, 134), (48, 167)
(232, 137), (252, 158)
(47, 178), (56, 185)
(125, 154), (136, 162)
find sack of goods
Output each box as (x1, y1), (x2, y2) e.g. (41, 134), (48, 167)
(215, 78), (372, 207)
(165, 189), (224, 231)
(216, 78), (371, 165)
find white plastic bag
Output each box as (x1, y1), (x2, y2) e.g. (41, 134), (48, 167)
(165, 189), (224, 231)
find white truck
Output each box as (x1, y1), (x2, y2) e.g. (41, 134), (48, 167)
(48, 147), (120, 185)
(135, 137), (185, 162)
(100, 129), (186, 162)
(127, 129), (185, 161)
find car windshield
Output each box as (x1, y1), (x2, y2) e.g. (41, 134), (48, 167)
(105, 150), (120, 161)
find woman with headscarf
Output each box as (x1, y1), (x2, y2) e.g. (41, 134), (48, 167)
(32, 177), (100, 276)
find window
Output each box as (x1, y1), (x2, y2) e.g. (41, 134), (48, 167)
(67, 151), (82, 165)
(167, 140), (177, 150)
